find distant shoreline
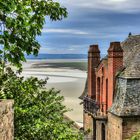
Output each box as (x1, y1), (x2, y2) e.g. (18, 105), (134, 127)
(25, 53), (105, 60)
(25, 59), (87, 71)
(26, 58), (87, 62)
(22, 59), (87, 126)
(25, 54), (88, 60)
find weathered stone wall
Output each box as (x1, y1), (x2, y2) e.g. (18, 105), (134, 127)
(96, 120), (107, 140)
(108, 113), (140, 140)
(122, 117), (140, 139)
(83, 112), (93, 139)
(0, 100), (14, 140)
(96, 120), (101, 140)
(107, 113), (123, 140)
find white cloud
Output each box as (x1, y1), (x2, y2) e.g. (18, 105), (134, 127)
(39, 47), (76, 54)
(39, 47), (53, 53)
(38, 0), (140, 54)
(59, 0), (140, 13)
(42, 28), (89, 35)
(108, 0), (127, 2)
(39, 44), (89, 54)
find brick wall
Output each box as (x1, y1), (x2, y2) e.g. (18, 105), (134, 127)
(96, 60), (108, 113)
(88, 45), (100, 99)
(94, 42), (123, 114)
(84, 42), (124, 140)
(108, 42), (123, 108)
(0, 100), (14, 140)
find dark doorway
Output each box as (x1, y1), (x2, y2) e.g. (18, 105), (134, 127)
(101, 123), (105, 140)
(93, 118), (96, 140)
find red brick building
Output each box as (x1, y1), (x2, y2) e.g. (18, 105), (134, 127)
(83, 35), (140, 140)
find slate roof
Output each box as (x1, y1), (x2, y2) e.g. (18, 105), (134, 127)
(109, 76), (140, 117)
(122, 35), (140, 65)
(110, 35), (140, 116)
(121, 35), (140, 78)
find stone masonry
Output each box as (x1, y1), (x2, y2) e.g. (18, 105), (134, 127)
(0, 100), (14, 140)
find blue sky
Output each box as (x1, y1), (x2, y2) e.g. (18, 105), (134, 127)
(37, 0), (140, 54)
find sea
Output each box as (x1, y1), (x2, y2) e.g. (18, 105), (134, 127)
(25, 54), (88, 60)
(25, 54), (105, 60)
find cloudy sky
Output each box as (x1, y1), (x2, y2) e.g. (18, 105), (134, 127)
(37, 0), (140, 54)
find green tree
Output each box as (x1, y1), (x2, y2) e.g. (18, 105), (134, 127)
(0, 1), (83, 139)
(0, 67), (83, 140)
(0, 0), (67, 68)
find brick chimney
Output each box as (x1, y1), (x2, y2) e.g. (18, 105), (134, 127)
(88, 45), (100, 99)
(107, 42), (123, 108)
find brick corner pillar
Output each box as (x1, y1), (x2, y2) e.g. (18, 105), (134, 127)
(88, 44), (100, 99)
(107, 42), (123, 108)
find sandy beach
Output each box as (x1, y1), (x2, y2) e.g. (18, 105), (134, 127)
(21, 59), (87, 127)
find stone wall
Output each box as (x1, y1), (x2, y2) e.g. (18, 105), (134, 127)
(107, 113), (123, 140)
(96, 120), (107, 140)
(0, 100), (14, 140)
(122, 117), (140, 139)
(108, 113), (140, 140)
(83, 112), (93, 139)
(96, 120), (102, 140)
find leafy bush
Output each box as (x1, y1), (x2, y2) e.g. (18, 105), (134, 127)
(129, 131), (140, 140)
(0, 68), (83, 140)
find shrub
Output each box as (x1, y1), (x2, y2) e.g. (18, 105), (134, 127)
(0, 68), (83, 140)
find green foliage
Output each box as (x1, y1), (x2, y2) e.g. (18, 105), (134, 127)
(0, 67), (83, 140)
(0, 1), (83, 140)
(128, 131), (140, 140)
(0, 0), (67, 68)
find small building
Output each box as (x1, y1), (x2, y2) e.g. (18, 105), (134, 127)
(83, 35), (140, 140)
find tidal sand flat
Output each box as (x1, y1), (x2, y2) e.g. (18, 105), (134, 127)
(22, 59), (87, 127)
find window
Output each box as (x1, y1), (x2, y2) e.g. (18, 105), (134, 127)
(97, 77), (100, 104)
(102, 67), (104, 76)
(106, 79), (108, 112)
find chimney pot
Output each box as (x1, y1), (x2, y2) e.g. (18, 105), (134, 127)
(108, 42), (123, 52)
(88, 44), (100, 53)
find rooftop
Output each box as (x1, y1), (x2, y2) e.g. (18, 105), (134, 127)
(121, 35), (140, 78)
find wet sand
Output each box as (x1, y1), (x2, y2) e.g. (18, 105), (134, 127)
(21, 59), (87, 127)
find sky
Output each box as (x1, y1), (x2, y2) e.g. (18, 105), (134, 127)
(37, 0), (140, 54)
